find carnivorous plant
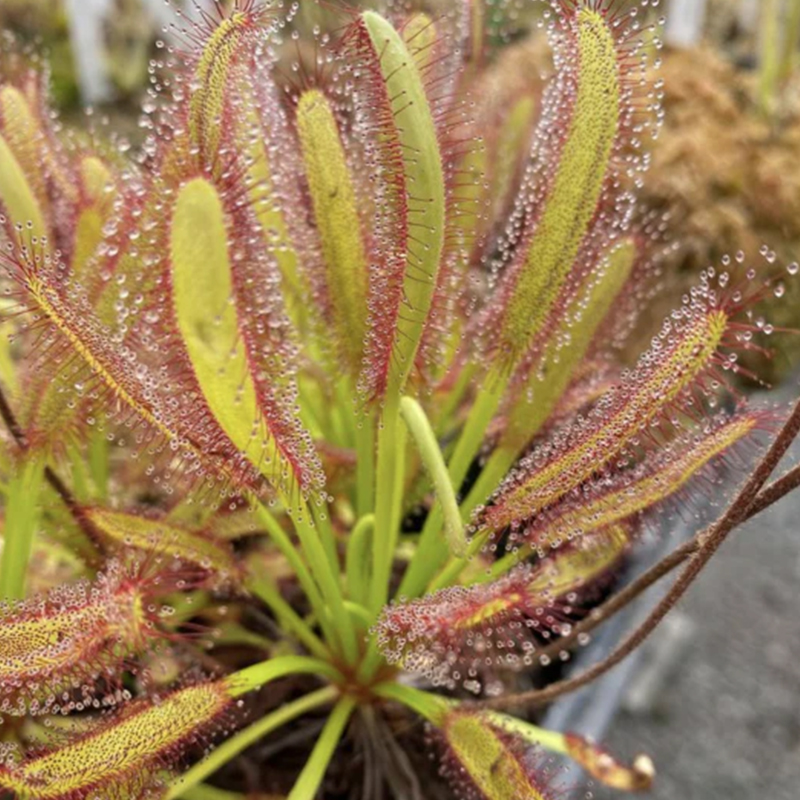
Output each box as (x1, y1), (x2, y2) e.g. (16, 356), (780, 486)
(0, 1), (799, 798)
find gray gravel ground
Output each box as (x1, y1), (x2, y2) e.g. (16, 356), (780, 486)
(587, 427), (800, 799)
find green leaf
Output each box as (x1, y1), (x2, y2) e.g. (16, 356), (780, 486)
(0, 132), (45, 242)
(0, 453), (45, 600)
(296, 89), (369, 376)
(170, 177), (299, 496)
(362, 10), (446, 396)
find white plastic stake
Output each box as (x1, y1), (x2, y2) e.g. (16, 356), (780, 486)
(739, 0), (761, 33)
(64, 0), (215, 106)
(64, 0), (114, 104)
(665, 0), (708, 48)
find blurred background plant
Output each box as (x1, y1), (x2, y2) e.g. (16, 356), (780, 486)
(6, 0), (800, 384)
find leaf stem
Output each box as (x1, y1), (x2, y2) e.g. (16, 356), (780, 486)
(287, 496), (358, 664)
(166, 686), (338, 799)
(355, 412), (375, 517)
(400, 396), (466, 557)
(0, 452), (45, 600)
(286, 695), (356, 800)
(345, 513), (374, 605)
(251, 501), (337, 647)
(368, 395), (403, 615)
(427, 530), (490, 593)
(225, 655), (341, 698)
(399, 377), (506, 598)
(246, 570), (331, 661)
(179, 785), (246, 800)
(309, 500), (340, 580)
(373, 681), (450, 725)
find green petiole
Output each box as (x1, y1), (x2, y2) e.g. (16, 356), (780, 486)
(167, 686), (339, 799)
(286, 696), (356, 800)
(0, 452), (45, 600)
(400, 396), (466, 558)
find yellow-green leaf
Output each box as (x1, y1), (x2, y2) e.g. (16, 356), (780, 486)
(0, 132), (45, 241)
(497, 7), (621, 368)
(170, 177), (300, 496)
(296, 89), (368, 375)
(362, 10), (446, 396)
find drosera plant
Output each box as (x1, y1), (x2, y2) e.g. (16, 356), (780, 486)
(0, 1), (799, 798)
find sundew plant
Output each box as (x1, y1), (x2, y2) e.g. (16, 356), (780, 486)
(0, 1), (799, 798)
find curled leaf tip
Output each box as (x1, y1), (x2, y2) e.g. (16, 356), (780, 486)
(565, 732), (655, 792)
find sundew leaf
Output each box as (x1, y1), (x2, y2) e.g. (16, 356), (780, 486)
(437, 710), (550, 800)
(472, 1), (657, 382)
(70, 157), (115, 287)
(479, 284), (734, 535)
(241, 84), (307, 326)
(0, 132), (45, 241)
(187, 5), (267, 172)
(486, 5), (623, 369)
(520, 411), (763, 552)
(82, 506), (240, 585)
(0, 562), (166, 716)
(0, 86), (47, 240)
(401, 8), (486, 387)
(0, 681), (235, 799)
(18, 158), (117, 444)
(357, 10), (446, 398)
(502, 238), (639, 450)
(2, 235), (261, 494)
(182, 5), (307, 319)
(296, 89), (369, 377)
(377, 525), (628, 684)
(0, 81), (80, 247)
(170, 177), (316, 497)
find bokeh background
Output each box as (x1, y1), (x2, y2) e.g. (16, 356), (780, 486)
(1, 1), (798, 798)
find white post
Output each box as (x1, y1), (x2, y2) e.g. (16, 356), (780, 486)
(63, 0), (218, 105)
(64, 0), (114, 104)
(739, 0), (761, 33)
(139, 0), (214, 28)
(664, 0), (708, 48)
